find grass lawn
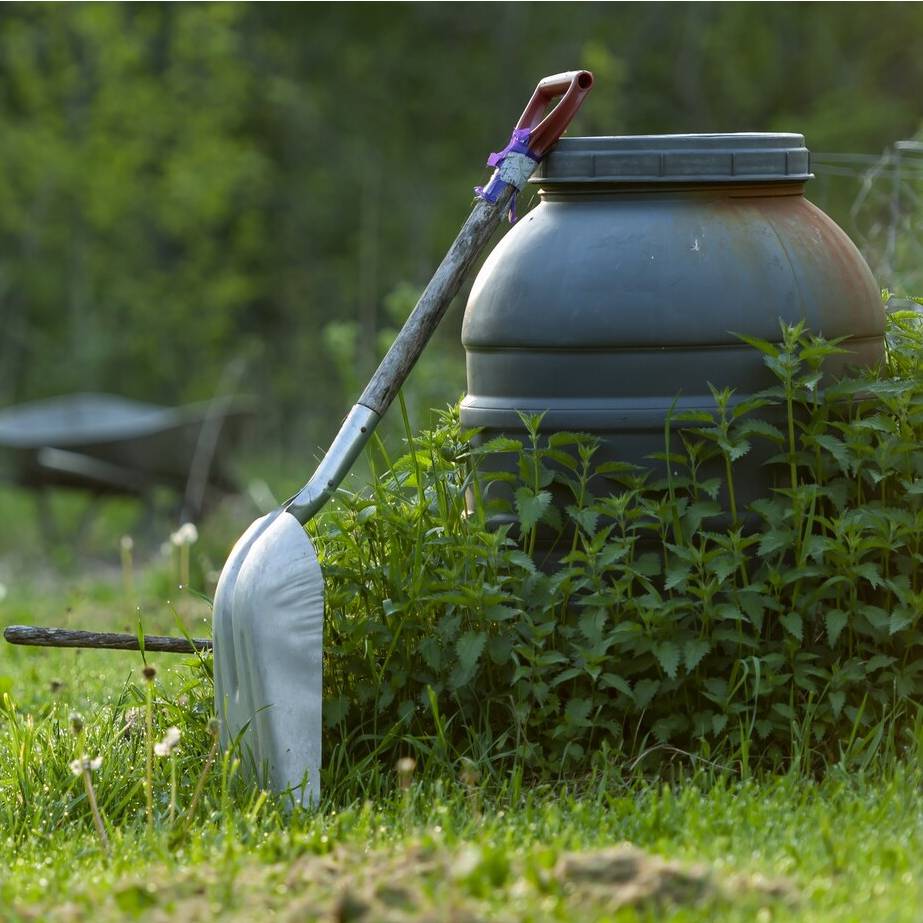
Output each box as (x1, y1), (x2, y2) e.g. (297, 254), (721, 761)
(1, 551), (921, 923)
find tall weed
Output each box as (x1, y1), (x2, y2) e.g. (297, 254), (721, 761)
(317, 309), (923, 780)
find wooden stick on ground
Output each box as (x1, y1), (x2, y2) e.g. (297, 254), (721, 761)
(3, 625), (212, 654)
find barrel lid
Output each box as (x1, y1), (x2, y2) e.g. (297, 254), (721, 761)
(532, 133), (812, 184)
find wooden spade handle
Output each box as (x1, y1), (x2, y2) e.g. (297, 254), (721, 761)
(359, 70), (594, 417)
(287, 70), (594, 524)
(3, 625), (212, 654)
(357, 187), (515, 416)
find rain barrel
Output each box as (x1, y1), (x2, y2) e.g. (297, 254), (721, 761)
(460, 133), (885, 530)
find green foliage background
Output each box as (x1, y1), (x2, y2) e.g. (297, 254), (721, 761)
(1, 3), (921, 453)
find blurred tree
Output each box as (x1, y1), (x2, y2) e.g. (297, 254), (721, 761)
(0, 4), (270, 407)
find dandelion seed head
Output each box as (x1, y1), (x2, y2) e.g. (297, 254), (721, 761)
(459, 760), (481, 787)
(154, 726), (181, 757)
(170, 522), (199, 547)
(120, 535), (134, 553)
(69, 756), (102, 776)
(395, 756), (417, 791)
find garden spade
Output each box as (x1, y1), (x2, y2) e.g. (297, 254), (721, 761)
(215, 70), (592, 804)
(5, 71), (593, 806)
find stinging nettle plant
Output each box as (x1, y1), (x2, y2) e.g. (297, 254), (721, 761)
(315, 303), (923, 781)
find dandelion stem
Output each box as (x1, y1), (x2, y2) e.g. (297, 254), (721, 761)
(180, 543), (190, 592)
(143, 667), (156, 831)
(82, 769), (110, 853)
(120, 535), (135, 607)
(169, 756), (177, 826)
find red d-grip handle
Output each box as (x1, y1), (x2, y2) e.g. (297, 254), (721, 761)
(516, 70), (594, 159)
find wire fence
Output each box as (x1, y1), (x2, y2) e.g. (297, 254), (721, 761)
(813, 141), (923, 295)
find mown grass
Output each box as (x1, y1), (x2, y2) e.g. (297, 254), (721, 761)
(1, 494), (922, 920)
(3, 309), (923, 920)
(4, 652), (923, 923)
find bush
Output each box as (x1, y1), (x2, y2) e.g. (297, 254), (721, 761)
(315, 309), (923, 779)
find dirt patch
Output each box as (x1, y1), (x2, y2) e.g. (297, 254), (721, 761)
(555, 844), (796, 915)
(18, 841), (796, 923)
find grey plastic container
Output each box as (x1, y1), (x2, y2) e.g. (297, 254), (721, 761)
(460, 133), (885, 536)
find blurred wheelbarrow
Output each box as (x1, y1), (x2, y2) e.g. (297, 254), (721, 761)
(0, 391), (253, 540)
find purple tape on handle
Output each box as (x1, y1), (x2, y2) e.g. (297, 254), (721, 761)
(474, 128), (538, 223)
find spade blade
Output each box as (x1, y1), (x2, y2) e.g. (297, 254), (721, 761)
(213, 508), (323, 805)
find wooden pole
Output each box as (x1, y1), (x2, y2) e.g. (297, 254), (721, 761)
(3, 625), (212, 654)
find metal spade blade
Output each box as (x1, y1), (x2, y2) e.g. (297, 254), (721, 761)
(213, 509), (323, 805)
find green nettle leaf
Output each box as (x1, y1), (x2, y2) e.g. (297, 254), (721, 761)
(853, 562), (883, 589)
(890, 608), (916, 636)
(567, 505), (599, 536)
(655, 715), (689, 743)
(780, 612), (803, 641)
(683, 500), (722, 534)
(739, 593), (767, 632)
(419, 637), (443, 671)
(487, 636), (513, 665)
(600, 673), (633, 697)
(715, 604), (746, 622)
(709, 556), (738, 585)
(515, 487), (552, 533)
(865, 654), (897, 674)
(377, 684), (395, 712)
(474, 436), (524, 454)
(565, 698), (593, 727)
(684, 639), (711, 672)
(825, 610), (848, 647)
(698, 477), (723, 500)
(720, 436), (751, 461)
(450, 631), (487, 688)
(507, 550), (537, 573)
(551, 667), (583, 687)
(437, 613), (461, 642)
(814, 434), (851, 472)
(484, 605), (518, 622)
(738, 418), (785, 443)
(860, 605), (891, 632)
(324, 695), (350, 727)
(456, 631), (487, 673)
(655, 641), (681, 679)
(758, 529), (793, 557)
(578, 609), (607, 644)
(733, 331), (780, 357)
(665, 562), (692, 591)
(829, 690), (846, 718)
(633, 678), (660, 710)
